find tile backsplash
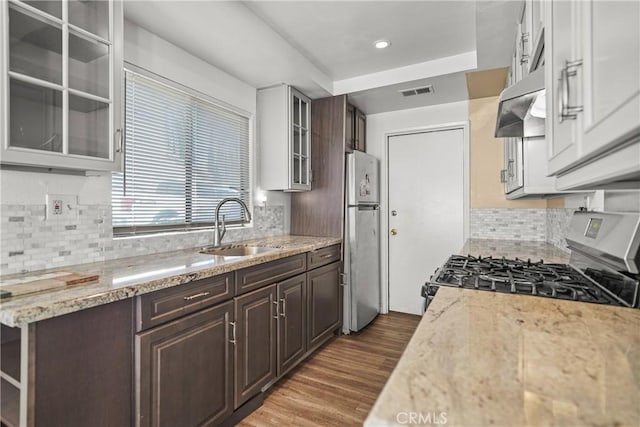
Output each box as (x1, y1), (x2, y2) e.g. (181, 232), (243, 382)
(2, 203), (576, 275)
(470, 207), (575, 252)
(0, 204), (284, 275)
(545, 208), (575, 252)
(470, 208), (547, 241)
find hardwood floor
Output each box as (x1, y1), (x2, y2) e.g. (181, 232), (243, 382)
(238, 312), (421, 427)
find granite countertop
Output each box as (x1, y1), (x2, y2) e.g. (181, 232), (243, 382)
(0, 235), (341, 327)
(366, 239), (640, 427)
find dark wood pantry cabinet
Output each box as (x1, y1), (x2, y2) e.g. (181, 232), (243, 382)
(354, 107), (367, 152)
(345, 102), (367, 153)
(291, 95), (366, 239)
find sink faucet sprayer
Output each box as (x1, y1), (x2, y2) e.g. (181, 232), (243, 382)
(213, 198), (252, 247)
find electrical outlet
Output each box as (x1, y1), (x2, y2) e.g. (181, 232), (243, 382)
(46, 194), (78, 220)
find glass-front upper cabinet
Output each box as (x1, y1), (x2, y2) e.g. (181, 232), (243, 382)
(258, 84), (311, 191)
(291, 88), (310, 189)
(1, 0), (123, 171)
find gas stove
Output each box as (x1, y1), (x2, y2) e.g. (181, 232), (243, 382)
(424, 211), (640, 310)
(424, 254), (638, 308)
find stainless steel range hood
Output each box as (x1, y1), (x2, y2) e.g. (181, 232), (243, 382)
(494, 67), (545, 138)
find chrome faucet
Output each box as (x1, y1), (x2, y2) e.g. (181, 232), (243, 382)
(213, 198), (252, 247)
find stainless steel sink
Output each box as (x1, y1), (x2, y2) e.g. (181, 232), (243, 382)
(200, 245), (278, 257)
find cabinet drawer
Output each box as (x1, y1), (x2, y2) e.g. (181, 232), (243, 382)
(307, 244), (341, 270)
(137, 273), (233, 331)
(235, 254), (306, 296)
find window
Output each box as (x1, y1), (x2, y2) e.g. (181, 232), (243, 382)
(112, 69), (251, 236)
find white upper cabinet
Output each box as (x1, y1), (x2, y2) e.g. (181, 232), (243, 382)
(502, 136), (560, 199)
(258, 84), (311, 192)
(580, 1), (639, 158)
(546, 0), (640, 189)
(0, 0), (123, 172)
(529, 0), (545, 59)
(546, 0), (582, 176)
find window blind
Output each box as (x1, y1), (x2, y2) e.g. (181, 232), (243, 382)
(112, 70), (251, 236)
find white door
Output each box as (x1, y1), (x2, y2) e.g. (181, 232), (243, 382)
(388, 129), (465, 315)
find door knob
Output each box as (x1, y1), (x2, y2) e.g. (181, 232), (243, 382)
(391, 210), (397, 216)
(390, 229), (397, 236)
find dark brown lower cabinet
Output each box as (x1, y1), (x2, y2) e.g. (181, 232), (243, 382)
(307, 261), (341, 351)
(136, 301), (234, 427)
(234, 285), (277, 409)
(35, 299), (134, 427)
(277, 273), (307, 375)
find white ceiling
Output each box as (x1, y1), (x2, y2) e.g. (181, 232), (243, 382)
(245, 1), (477, 80)
(124, 1), (523, 114)
(348, 71), (469, 114)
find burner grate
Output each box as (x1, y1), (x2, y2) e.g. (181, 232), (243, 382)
(427, 255), (627, 307)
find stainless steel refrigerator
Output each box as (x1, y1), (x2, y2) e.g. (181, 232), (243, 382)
(343, 151), (380, 333)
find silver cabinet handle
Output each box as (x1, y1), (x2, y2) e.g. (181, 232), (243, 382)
(507, 159), (514, 178)
(500, 169), (508, 183)
(520, 32), (530, 65)
(279, 298), (286, 317)
(116, 128), (126, 192)
(339, 273), (347, 287)
(114, 128), (124, 152)
(559, 59), (583, 123)
(229, 321), (236, 345)
(272, 300), (279, 319)
(183, 291), (210, 301)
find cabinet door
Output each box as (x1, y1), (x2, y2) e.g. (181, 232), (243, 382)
(136, 301), (234, 427)
(1, 0), (123, 171)
(546, 0), (583, 175)
(530, 0), (544, 58)
(506, 138), (524, 193)
(580, 0), (640, 158)
(290, 88), (312, 190)
(518, 3), (531, 77)
(307, 262), (341, 352)
(345, 103), (355, 153)
(36, 299), (133, 427)
(504, 138), (513, 193)
(355, 109), (367, 152)
(234, 284), (277, 409)
(277, 273), (307, 375)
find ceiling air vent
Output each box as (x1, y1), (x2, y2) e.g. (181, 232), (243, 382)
(399, 85), (434, 97)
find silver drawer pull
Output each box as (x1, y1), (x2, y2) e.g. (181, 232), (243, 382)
(319, 253), (334, 259)
(229, 321), (236, 345)
(280, 298), (286, 317)
(183, 291), (210, 301)
(272, 300), (279, 319)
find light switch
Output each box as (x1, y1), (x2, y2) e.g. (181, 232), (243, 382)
(46, 194), (78, 220)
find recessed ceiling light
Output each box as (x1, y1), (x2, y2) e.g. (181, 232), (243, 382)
(374, 40), (390, 49)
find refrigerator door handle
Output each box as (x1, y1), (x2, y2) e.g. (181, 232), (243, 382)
(350, 204), (378, 210)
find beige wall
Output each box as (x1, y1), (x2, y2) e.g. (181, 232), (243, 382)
(469, 96), (564, 208)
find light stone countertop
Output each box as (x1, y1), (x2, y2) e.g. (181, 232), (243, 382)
(0, 235), (341, 327)
(365, 239), (640, 427)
